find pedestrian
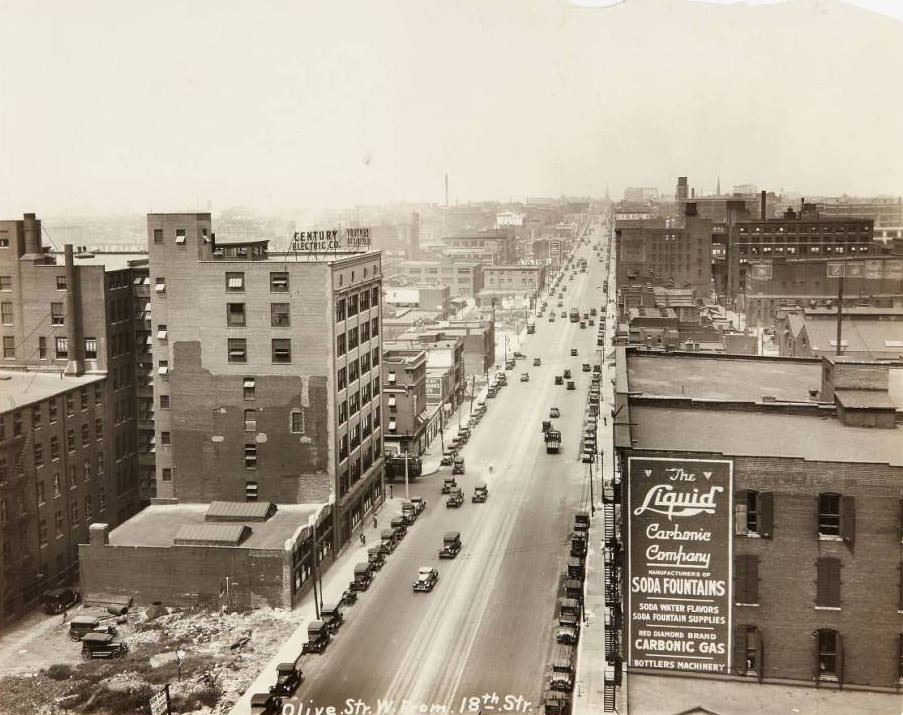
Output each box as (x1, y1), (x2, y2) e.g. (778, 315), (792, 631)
(603, 416), (607, 427)
(359, 532), (366, 545)
(388, 484), (393, 499)
(372, 516), (378, 529)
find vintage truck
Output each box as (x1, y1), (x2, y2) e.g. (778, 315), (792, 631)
(545, 428), (562, 454)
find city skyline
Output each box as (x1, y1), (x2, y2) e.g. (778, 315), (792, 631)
(1, 0), (902, 216)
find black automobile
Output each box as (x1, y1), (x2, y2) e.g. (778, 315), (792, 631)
(269, 662), (303, 696)
(81, 632), (129, 660)
(251, 692), (284, 715)
(69, 615), (116, 642)
(42, 587), (79, 615)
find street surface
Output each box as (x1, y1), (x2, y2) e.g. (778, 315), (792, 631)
(289, 223), (610, 714)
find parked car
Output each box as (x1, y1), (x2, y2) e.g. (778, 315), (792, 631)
(301, 620), (330, 654)
(269, 661), (303, 696)
(69, 615), (116, 642)
(81, 632), (128, 660)
(42, 587), (79, 615)
(409, 496), (426, 515)
(319, 602), (344, 633)
(439, 449), (456, 466)
(412, 567), (439, 592)
(556, 624), (580, 645)
(251, 692), (284, 715)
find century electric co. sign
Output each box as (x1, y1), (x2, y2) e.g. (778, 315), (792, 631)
(290, 227), (371, 253)
(627, 457), (733, 674)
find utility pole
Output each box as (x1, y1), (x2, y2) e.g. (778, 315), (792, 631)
(404, 449), (410, 501)
(835, 272), (844, 356)
(589, 455), (596, 516)
(311, 517), (321, 620)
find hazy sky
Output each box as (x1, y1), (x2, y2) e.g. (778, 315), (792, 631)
(0, 0), (900, 216)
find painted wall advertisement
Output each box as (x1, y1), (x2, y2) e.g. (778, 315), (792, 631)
(627, 457), (733, 674)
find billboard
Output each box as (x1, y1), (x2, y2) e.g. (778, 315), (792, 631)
(290, 227), (371, 253)
(747, 262), (772, 281)
(627, 457), (733, 674)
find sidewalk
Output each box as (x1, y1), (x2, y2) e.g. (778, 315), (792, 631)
(228, 497), (407, 715)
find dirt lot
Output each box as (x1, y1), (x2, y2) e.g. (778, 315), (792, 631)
(0, 605), (297, 715)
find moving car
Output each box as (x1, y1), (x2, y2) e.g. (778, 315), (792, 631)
(269, 661), (303, 696)
(446, 487), (464, 508)
(472, 482), (488, 503)
(412, 567), (439, 592)
(549, 407), (560, 418)
(442, 477), (457, 494)
(452, 457), (465, 475)
(80, 632), (128, 660)
(533, 357), (541, 366)
(439, 531), (461, 559)
(514, 351), (526, 359)
(554, 375), (563, 386)
(563, 369), (572, 379)
(520, 372), (530, 382)
(440, 449), (456, 466)
(570, 348), (578, 356)
(566, 380), (575, 390)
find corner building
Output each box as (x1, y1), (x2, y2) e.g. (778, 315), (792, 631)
(147, 213), (383, 545)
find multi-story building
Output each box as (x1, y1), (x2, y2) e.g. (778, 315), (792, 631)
(441, 319), (495, 377)
(397, 259), (483, 298)
(743, 254), (903, 326)
(479, 265), (547, 304)
(382, 349), (428, 455)
(386, 332), (465, 409)
(615, 215), (714, 295)
(146, 212), (383, 545)
(727, 204), (877, 299)
(442, 228), (516, 265)
(614, 349), (903, 707)
(775, 306), (903, 360)
(0, 213), (143, 625)
(815, 196), (903, 244)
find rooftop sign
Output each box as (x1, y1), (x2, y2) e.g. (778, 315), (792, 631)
(290, 227), (371, 254)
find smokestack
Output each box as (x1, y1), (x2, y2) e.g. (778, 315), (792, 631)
(691, 187), (696, 199)
(63, 244), (85, 376)
(23, 212), (41, 256)
(760, 191), (767, 220)
(445, 174), (449, 207)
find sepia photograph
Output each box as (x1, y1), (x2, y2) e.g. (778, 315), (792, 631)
(0, 1), (901, 714)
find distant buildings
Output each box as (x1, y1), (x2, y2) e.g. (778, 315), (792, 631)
(396, 259), (484, 298)
(442, 228), (517, 265)
(477, 264), (547, 307)
(776, 306), (903, 360)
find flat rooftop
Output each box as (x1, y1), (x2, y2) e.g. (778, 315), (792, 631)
(108, 503), (320, 550)
(70, 252), (149, 272)
(0, 370), (105, 411)
(626, 353), (821, 402)
(630, 404), (903, 466)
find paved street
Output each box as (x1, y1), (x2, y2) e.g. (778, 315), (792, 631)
(284, 225), (611, 713)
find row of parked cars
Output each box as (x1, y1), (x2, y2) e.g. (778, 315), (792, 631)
(542, 511), (591, 714)
(251, 499), (428, 714)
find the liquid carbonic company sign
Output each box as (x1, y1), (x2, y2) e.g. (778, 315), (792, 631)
(627, 457), (733, 674)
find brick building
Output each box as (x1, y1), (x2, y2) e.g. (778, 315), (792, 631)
(381, 349), (429, 455)
(442, 228), (516, 265)
(615, 216), (714, 296)
(614, 349), (903, 696)
(146, 212), (384, 546)
(396, 259), (483, 298)
(0, 213), (143, 625)
(478, 264), (547, 306)
(775, 306), (903, 360)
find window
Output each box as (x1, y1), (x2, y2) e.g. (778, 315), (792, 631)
(30, 404), (41, 429)
(48, 399), (57, 422)
(372, 286), (379, 306)
(271, 303), (290, 327)
(388, 371), (396, 384)
(348, 293), (358, 317)
(338, 400), (348, 424)
(82, 458), (90, 480)
(816, 557), (842, 608)
(360, 322), (370, 343)
(56, 275), (67, 291)
(55, 337), (68, 358)
(94, 385), (103, 405)
(734, 554), (759, 605)
(347, 326), (358, 350)
(349, 392), (360, 415)
(243, 378), (256, 400)
(158, 360), (169, 376)
(372, 317), (379, 337)
(227, 303), (246, 327)
(348, 360), (359, 383)
(818, 493), (854, 542)
(155, 277), (166, 293)
(51, 303), (64, 325)
(336, 333), (346, 356)
(1, 336), (13, 359)
(290, 410), (304, 434)
(55, 509), (63, 535)
(336, 298), (346, 322)
(244, 409), (257, 432)
(244, 443), (257, 469)
(0, 302), (12, 325)
(153, 228), (163, 244)
(816, 629), (842, 682)
(0, 276), (10, 291)
(66, 393), (74, 415)
(226, 272), (245, 292)
(38, 336), (47, 359)
(161, 431), (171, 446)
(388, 418), (397, 433)
(270, 272), (289, 292)
(95, 417), (103, 438)
(372, 348), (379, 367)
(272, 339), (291, 363)
(372, 376), (380, 395)
(337, 367), (347, 391)
(339, 434), (348, 462)
(360, 352), (370, 373)
(81, 424), (89, 446)
(246, 481), (259, 501)
(735, 490), (773, 538)
(35, 440), (45, 467)
(79, 388), (88, 411)
(85, 496), (93, 521)
(228, 338), (248, 363)
(388, 395), (397, 409)
(175, 229), (186, 245)
(39, 519), (48, 547)
(157, 324), (168, 340)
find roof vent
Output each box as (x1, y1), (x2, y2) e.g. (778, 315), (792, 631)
(761, 395), (777, 403)
(808, 389), (819, 401)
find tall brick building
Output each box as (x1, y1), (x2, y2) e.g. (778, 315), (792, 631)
(614, 349), (903, 700)
(147, 213), (384, 544)
(0, 213), (142, 626)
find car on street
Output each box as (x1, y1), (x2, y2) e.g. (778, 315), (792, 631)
(412, 567), (439, 592)
(452, 457), (465, 475)
(42, 587), (80, 615)
(439, 531), (462, 558)
(533, 357), (541, 366)
(560, 311), (567, 318)
(251, 692), (284, 715)
(446, 487), (464, 508)
(439, 449), (456, 466)
(269, 661), (304, 696)
(567, 380), (576, 390)
(442, 476), (457, 493)
(472, 482), (488, 503)
(410, 496), (426, 514)
(556, 625), (580, 645)
(514, 351), (526, 359)
(570, 348), (578, 356)
(549, 407), (560, 418)
(520, 372), (529, 382)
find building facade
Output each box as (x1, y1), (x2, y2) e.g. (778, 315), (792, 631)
(397, 259), (483, 298)
(382, 349), (429, 455)
(146, 212), (384, 545)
